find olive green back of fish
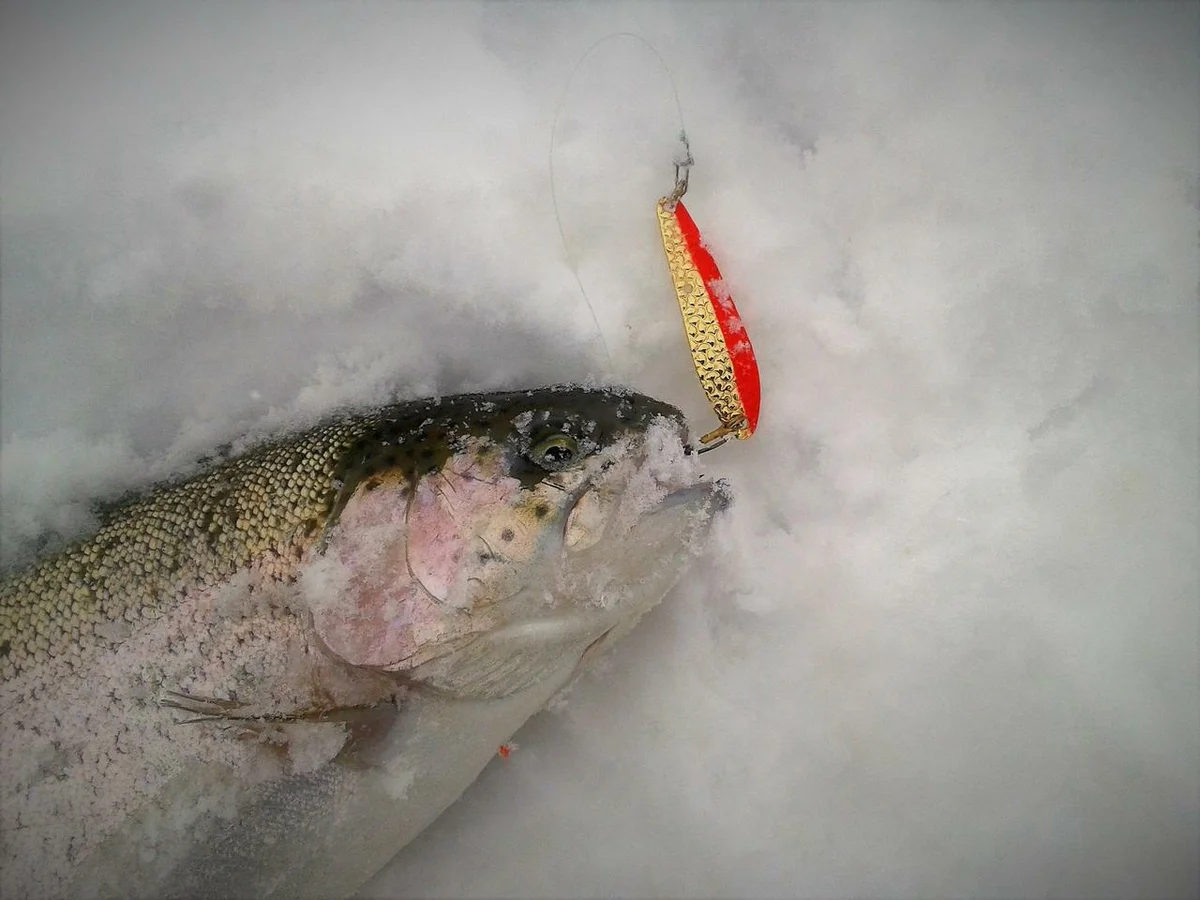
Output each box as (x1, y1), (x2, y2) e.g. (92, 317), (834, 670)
(0, 418), (374, 682)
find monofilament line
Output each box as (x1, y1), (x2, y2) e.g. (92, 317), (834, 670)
(548, 32), (691, 379)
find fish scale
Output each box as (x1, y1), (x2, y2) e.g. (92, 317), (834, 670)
(0, 398), (487, 686)
(0, 421), (362, 682)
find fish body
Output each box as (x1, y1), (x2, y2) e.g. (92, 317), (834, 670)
(0, 386), (727, 899)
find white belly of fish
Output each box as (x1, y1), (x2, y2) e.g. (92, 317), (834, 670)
(70, 654), (583, 900)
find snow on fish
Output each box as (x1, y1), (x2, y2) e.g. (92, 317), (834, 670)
(0, 386), (729, 899)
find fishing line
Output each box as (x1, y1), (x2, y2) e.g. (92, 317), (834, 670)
(548, 33), (761, 447)
(548, 32), (690, 378)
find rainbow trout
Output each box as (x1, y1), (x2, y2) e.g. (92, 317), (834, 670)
(0, 386), (728, 899)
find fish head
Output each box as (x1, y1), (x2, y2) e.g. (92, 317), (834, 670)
(304, 386), (728, 698)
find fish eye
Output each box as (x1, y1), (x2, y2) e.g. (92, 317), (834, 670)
(529, 434), (580, 471)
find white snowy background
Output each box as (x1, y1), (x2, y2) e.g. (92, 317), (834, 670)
(2, 2), (1197, 897)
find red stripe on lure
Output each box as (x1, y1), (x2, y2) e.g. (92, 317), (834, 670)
(657, 159), (761, 446)
(672, 200), (760, 437)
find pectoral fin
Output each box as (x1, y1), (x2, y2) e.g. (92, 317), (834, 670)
(159, 690), (402, 771)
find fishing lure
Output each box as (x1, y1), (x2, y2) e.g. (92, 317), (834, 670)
(548, 35), (760, 447)
(657, 135), (760, 448)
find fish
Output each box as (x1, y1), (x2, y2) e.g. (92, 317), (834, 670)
(0, 385), (729, 899)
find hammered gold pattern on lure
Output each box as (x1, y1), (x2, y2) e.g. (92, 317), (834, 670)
(0, 420), (374, 682)
(657, 199), (745, 434)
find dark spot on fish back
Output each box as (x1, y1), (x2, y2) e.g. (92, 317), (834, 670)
(534, 504), (549, 520)
(0, 639), (9, 658)
(500, 528), (514, 542)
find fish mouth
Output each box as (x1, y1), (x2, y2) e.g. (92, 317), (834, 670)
(565, 475), (729, 675)
(560, 412), (728, 550)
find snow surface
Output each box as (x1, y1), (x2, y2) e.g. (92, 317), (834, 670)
(2, 2), (1196, 897)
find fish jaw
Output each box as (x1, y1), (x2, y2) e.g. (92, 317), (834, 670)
(568, 478), (732, 672)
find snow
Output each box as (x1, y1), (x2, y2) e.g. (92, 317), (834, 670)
(2, 2), (1196, 898)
